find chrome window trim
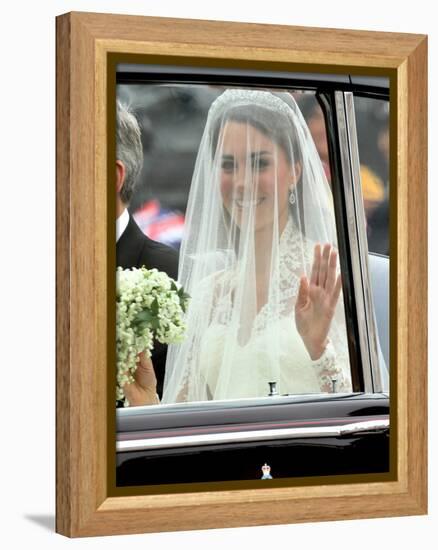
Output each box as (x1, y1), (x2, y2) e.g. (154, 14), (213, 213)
(116, 418), (389, 452)
(335, 91), (383, 393)
(117, 391), (362, 416)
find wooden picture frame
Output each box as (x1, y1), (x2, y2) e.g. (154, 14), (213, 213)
(56, 11), (427, 537)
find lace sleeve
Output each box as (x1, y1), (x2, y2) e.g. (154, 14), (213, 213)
(311, 339), (351, 393)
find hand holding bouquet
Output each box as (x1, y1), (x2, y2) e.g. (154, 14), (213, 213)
(116, 266), (189, 405)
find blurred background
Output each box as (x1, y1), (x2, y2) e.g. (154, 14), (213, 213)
(117, 83), (390, 256)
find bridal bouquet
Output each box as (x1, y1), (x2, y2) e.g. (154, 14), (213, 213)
(116, 266), (189, 403)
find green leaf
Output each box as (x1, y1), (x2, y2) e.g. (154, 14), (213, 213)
(134, 310), (154, 324)
(179, 292), (190, 313)
(135, 316), (160, 334)
(151, 297), (159, 316)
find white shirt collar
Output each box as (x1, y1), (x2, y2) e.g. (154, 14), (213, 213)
(116, 208), (130, 242)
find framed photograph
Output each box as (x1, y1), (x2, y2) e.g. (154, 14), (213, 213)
(56, 11), (427, 537)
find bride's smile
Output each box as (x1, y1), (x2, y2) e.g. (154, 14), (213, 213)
(218, 120), (299, 235)
(234, 197), (265, 208)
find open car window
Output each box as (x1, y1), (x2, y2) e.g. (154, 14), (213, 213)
(117, 84), (360, 405)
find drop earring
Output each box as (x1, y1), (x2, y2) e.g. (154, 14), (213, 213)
(289, 185), (296, 205)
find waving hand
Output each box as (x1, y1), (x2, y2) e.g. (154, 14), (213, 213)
(295, 244), (342, 360)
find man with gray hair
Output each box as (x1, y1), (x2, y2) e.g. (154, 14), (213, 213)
(116, 100), (178, 406)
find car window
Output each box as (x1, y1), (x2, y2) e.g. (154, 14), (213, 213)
(353, 94), (390, 373)
(353, 96), (390, 257)
(116, 83), (358, 406)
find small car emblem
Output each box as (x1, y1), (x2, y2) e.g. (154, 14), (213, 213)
(260, 463), (273, 479)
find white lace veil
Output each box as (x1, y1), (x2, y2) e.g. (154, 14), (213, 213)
(162, 88), (351, 403)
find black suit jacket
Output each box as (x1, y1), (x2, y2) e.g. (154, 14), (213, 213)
(116, 215), (179, 401)
(117, 215), (178, 279)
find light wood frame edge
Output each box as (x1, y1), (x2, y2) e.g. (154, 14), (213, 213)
(56, 12), (428, 537)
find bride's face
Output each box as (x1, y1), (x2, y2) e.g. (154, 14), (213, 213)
(217, 121), (298, 234)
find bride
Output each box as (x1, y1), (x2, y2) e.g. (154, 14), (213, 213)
(162, 88), (353, 403)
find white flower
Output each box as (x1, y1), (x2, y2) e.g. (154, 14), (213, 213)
(115, 266), (189, 404)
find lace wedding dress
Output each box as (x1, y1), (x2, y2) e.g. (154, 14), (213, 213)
(194, 218), (352, 401)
